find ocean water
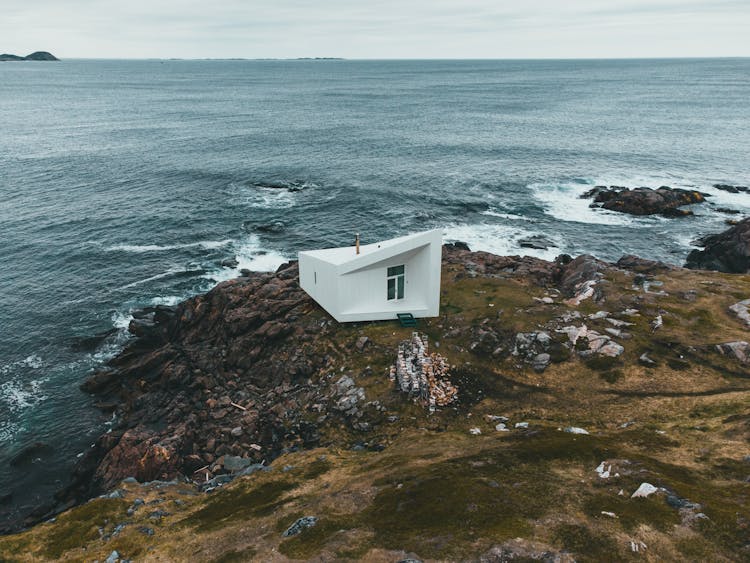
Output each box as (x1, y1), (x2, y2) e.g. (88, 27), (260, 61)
(1, 58), (749, 527)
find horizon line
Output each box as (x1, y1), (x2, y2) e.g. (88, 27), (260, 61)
(23, 55), (750, 62)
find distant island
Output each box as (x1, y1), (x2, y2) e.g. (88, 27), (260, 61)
(0, 51), (59, 61)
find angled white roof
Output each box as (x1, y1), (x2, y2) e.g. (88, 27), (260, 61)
(300, 229), (441, 272)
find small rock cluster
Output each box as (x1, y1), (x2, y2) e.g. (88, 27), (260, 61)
(390, 332), (458, 412)
(512, 331), (554, 372)
(557, 323), (625, 358)
(581, 185), (707, 217)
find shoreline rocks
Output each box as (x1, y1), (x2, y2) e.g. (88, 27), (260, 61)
(685, 218), (750, 273)
(12, 241), (750, 534)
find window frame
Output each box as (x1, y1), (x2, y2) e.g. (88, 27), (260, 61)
(386, 264), (405, 301)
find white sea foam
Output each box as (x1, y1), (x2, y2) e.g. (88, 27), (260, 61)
(243, 186), (298, 209)
(106, 240), (233, 253)
(699, 185), (750, 212)
(111, 310), (134, 330)
(481, 209), (535, 222)
(0, 354), (44, 377)
(115, 268), (190, 291)
(443, 223), (562, 261)
(0, 421), (22, 443)
(0, 377), (48, 413)
(205, 234), (289, 284)
(149, 295), (184, 307)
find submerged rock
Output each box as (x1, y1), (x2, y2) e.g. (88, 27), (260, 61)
(518, 235), (555, 250)
(713, 184), (749, 194)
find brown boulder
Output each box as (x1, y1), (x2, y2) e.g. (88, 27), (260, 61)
(94, 429), (183, 489)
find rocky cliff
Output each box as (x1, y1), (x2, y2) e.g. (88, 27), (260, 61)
(1, 245), (749, 562)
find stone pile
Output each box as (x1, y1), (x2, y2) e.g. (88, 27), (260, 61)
(390, 332), (458, 412)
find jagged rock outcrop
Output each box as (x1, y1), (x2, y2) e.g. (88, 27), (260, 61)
(75, 261), (330, 496)
(581, 185), (707, 217)
(685, 218), (750, 273)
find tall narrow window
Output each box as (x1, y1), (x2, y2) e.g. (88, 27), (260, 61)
(387, 265), (405, 300)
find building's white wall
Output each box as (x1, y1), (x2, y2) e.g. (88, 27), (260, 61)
(338, 247), (426, 318)
(299, 253), (339, 315)
(298, 229), (442, 323)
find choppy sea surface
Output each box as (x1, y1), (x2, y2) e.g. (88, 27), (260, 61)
(1, 58), (749, 526)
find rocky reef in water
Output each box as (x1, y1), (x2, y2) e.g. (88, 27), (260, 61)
(581, 185), (708, 217)
(1, 244), (749, 562)
(0, 52), (58, 61)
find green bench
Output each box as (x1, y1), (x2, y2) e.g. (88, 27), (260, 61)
(397, 313), (417, 327)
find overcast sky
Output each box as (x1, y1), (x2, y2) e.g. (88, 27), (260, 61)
(2, 0), (749, 59)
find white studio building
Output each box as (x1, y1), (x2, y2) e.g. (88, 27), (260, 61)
(298, 229), (442, 323)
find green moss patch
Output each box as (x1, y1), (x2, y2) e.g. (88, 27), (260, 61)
(553, 523), (620, 562)
(278, 517), (354, 559)
(214, 545), (258, 562)
(583, 493), (680, 532)
(182, 479), (297, 531)
(41, 498), (129, 559)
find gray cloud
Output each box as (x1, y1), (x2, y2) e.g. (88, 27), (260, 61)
(1, 0), (748, 58)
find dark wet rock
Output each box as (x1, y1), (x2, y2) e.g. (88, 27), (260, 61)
(445, 241), (471, 251)
(220, 257), (239, 268)
(9, 442), (54, 467)
(252, 221), (286, 234)
(715, 207), (741, 215)
(128, 318), (157, 338)
(581, 185), (707, 217)
(252, 180), (308, 192)
(685, 218), (750, 273)
(714, 184), (749, 194)
(71, 328), (119, 352)
(282, 516), (318, 537)
(518, 235), (555, 250)
(80, 368), (120, 394)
